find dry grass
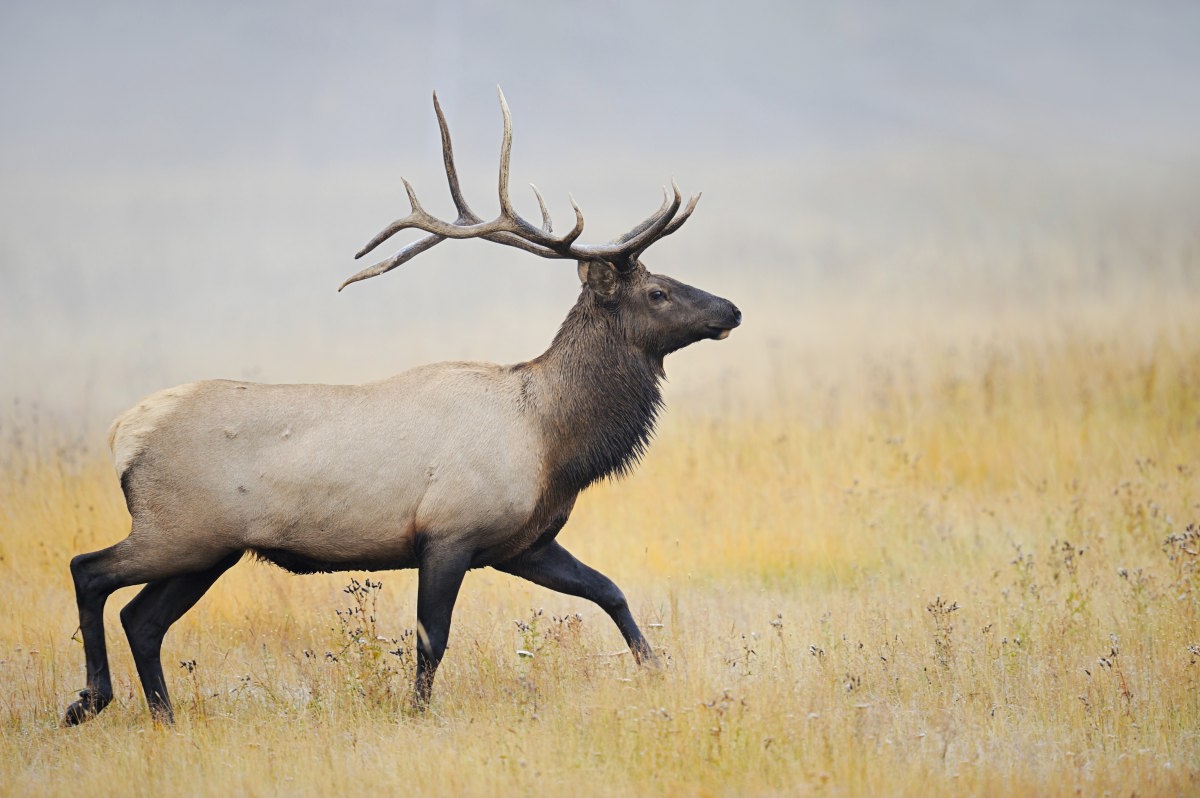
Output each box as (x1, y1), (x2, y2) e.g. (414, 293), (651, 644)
(2, 315), (1199, 796)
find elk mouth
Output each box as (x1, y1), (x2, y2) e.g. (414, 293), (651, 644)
(706, 324), (735, 340)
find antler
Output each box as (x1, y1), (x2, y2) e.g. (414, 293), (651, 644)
(339, 88), (701, 291)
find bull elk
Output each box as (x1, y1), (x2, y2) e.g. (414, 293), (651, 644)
(63, 89), (740, 725)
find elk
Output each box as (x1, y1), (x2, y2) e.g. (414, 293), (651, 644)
(63, 89), (740, 726)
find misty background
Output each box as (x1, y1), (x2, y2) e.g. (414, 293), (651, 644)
(2, 0), (1198, 436)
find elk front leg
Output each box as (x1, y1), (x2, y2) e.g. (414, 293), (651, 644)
(413, 549), (470, 711)
(495, 540), (656, 665)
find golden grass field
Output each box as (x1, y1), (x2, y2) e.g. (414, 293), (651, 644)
(2, 300), (1197, 797)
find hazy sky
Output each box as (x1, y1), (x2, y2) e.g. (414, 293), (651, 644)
(3, 1), (1198, 171)
(2, 1), (1198, 430)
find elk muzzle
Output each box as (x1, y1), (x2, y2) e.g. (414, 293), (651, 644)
(706, 300), (742, 340)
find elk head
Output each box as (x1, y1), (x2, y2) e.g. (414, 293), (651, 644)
(576, 260), (741, 357)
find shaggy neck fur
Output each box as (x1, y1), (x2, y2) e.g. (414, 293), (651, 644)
(530, 290), (665, 494)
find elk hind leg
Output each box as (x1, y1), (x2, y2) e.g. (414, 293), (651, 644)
(119, 551), (241, 723)
(63, 543), (138, 726)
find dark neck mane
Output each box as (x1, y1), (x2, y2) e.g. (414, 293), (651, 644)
(529, 294), (664, 494)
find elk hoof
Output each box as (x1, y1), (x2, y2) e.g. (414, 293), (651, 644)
(148, 704), (176, 727)
(62, 689), (108, 727)
(632, 642), (663, 670)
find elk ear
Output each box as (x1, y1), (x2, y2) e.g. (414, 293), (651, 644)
(578, 260), (618, 299)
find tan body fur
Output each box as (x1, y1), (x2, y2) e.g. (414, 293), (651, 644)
(111, 364), (556, 580)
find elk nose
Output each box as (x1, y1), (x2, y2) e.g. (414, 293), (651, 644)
(729, 302), (742, 326)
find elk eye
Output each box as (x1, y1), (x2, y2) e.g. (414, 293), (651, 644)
(649, 289), (667, 302)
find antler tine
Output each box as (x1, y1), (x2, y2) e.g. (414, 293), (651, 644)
(625, 179), (684, 248)
(638, 191), (702, 253)
(355, 218), (420, 260)
(622, 179), (685, 255)
(340, 234), (446, 291)
(530, 184), (552, 234)
(575, 180), (682, 264)
(611, 186), (673, 247)
(496, 87), (516, 220)
(353, 178), (434, 260)
(563, 194), (585, 248)
(433, 91), (481, 224)
(494, 86), (555, 240)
